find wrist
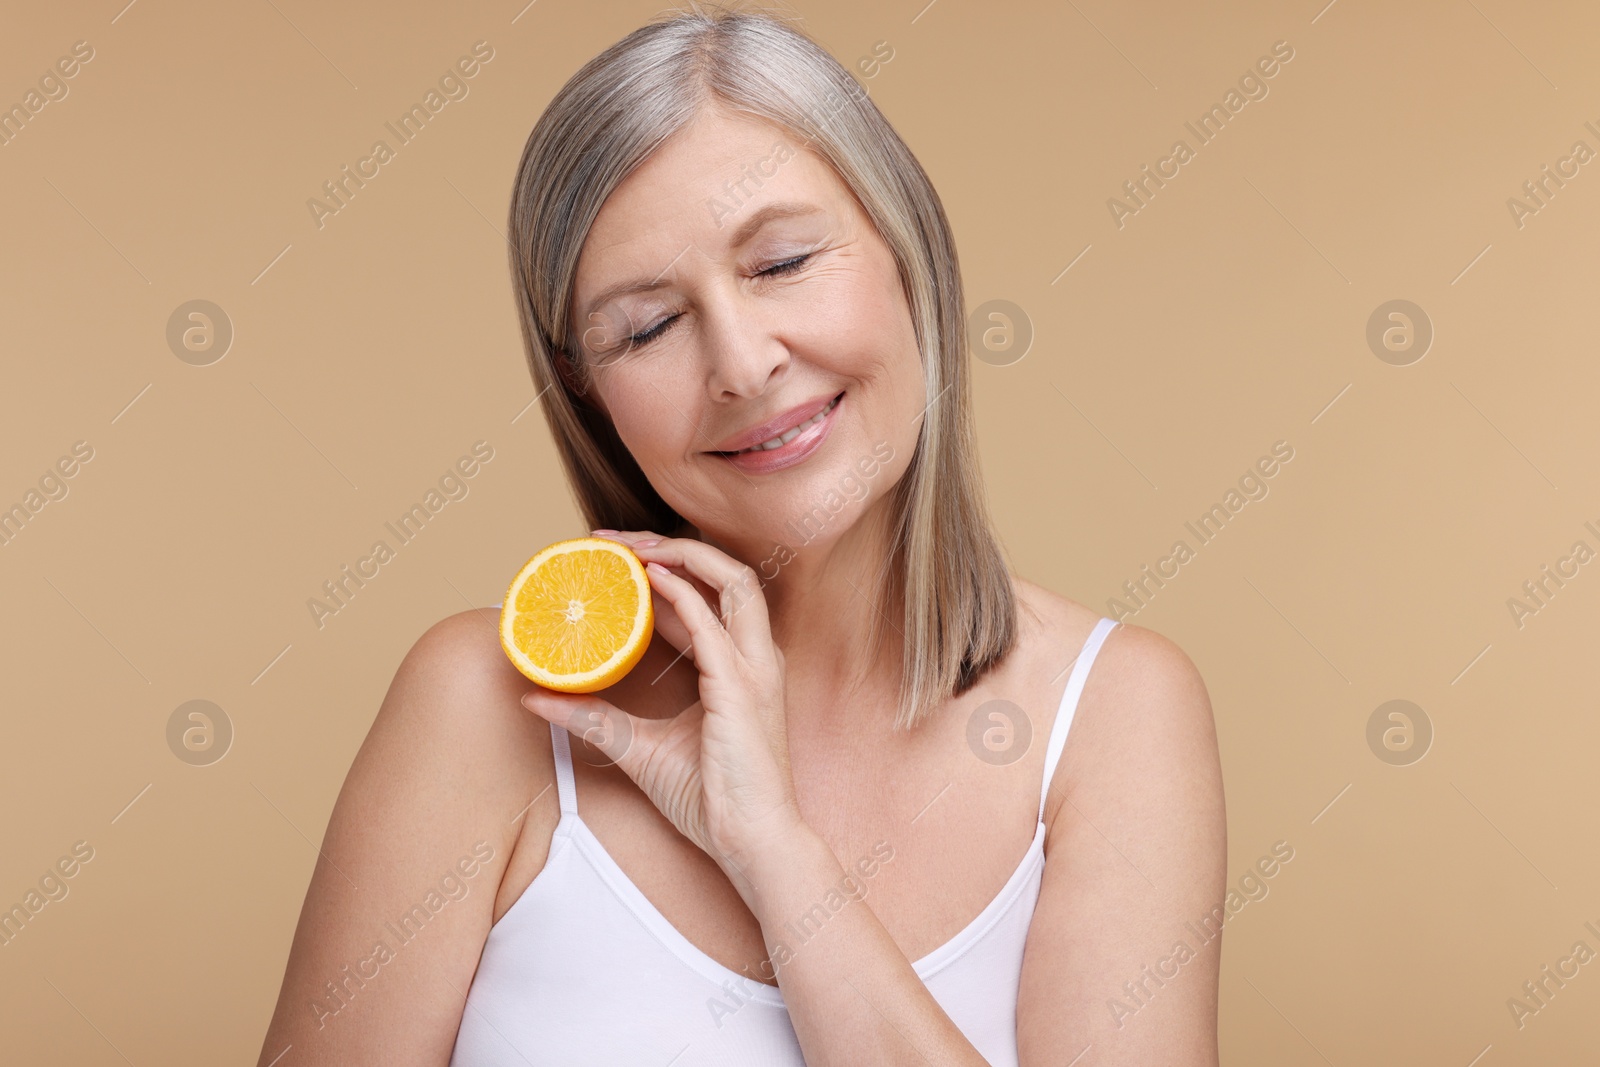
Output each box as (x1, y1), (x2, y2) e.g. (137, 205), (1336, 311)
(716, 809), (821, 903)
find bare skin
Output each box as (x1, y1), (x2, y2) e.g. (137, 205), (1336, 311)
(254, 582), (1223, 1065)
(255, 101), (1225, 1065)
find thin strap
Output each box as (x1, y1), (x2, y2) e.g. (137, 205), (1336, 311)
(1037, 617), (1120, 823)
(549, 720), (578, 815)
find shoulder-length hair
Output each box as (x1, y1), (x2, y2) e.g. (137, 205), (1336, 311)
(506, 3), (1016, 731)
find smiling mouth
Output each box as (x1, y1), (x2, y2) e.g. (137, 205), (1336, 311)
(712, 391), (845, 455)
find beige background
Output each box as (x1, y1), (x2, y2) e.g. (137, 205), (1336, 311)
(2, 0), (1597, 1063)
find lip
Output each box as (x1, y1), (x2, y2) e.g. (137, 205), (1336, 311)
(710, 391), (843, 474)
(707, 391), (843, 454)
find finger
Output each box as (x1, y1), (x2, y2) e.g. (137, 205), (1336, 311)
(643, 561), (740, 683)
(635, 539), (772, 662)
(590, 530), (724, 609)
(521, 689), (641, 774)
(596, 531), (718, 604)
(648, 588), (696, 667)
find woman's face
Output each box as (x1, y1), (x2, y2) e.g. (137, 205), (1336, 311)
(569, 106), (926, 557)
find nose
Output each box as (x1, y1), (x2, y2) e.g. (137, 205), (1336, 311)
(700, 288), (790, 402)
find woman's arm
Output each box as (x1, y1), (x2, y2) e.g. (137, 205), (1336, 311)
(254, 609), (555, 1066)
(730, 624), (1225, 1067)
(1017, 624), (1228, 1066)
(735, 818), (998, 1065)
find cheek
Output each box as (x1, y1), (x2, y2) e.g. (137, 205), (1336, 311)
(809, 273), (914, 382)
(604, 372), (698, 466)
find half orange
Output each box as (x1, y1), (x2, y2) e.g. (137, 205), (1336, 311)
(499, 537), (654, 693)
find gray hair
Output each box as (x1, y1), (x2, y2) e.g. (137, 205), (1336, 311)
(506, 3), (1016, 730)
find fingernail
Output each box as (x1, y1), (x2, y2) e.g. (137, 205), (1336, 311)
(646, 561), (670, 574)
(636, 538), (660, 548)
(592, 529), (618, 536)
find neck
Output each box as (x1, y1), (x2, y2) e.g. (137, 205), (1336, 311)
(682, 497), (905, 706)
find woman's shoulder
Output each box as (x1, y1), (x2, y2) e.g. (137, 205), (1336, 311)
(384, 607), (548, 740)
(402, 606), (521, 681)
(363, 607), (559, 834)
(371, 609), (565, 913)
(254, 609), (561, 1052)
(1011, 577), (1218, 823)
(1011, 576), (1207, 701)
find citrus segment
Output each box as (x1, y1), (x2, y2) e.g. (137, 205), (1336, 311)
(499, 537), (654, 693)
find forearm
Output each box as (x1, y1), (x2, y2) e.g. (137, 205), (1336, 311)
(732, 824), (990, 1067)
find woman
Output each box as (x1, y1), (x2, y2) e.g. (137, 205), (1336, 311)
(257, 8), (1225, 1065)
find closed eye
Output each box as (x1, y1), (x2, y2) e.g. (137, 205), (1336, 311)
(624, 254), (814, 348)
(757, 253), (811, 279)
(626, 313), (678, 348)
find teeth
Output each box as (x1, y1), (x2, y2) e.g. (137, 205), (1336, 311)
(736, 394), (840, 453)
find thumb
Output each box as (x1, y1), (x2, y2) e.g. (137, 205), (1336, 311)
(522, 689), (640, 771)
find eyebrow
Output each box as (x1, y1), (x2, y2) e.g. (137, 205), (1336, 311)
(578, 200), (826, 319)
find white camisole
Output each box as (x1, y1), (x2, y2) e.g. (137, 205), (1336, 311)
(450, 616), (1120, 1066)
